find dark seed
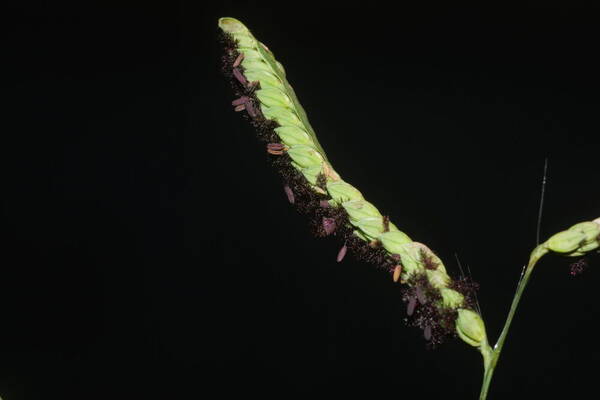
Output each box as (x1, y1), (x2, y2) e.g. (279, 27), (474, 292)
(322, 217), (336, 235)
(407, 295), (417, 316)
(416, 286), (427, 305)
(284, 185), (294, 204)
(336, 243), (347, 262)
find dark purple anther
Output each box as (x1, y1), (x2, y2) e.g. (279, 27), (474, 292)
(424, 325), (432, 341)
(234, 104), (246, 112)
(232, 67), (248, 86)
(284, 185), (294, 204)
(336, 243), (347, 262)
(233, 53), (244, 68)
(570, 259), (587, 276)
(245, 99), (257, 118)
(322, 217), (336, 235)
(407, 295), (417, 316)
(416, 286), (427, 305)
(319, 200), (330, 208)
(232, 96), (249, 106)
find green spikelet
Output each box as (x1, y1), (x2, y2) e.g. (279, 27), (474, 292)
(546, 219), (600, 256)
(219, 17), (482, 346)
(528, 217), (600, 266)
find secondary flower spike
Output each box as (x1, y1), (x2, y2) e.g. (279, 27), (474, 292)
(218, 17), (482, 347)
(546, 219), (600, 256)
(527, 217), (600, 271)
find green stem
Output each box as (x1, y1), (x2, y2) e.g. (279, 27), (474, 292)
(478, 245), (549, 400)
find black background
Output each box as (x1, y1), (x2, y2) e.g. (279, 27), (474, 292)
(3, 2), (600, 399)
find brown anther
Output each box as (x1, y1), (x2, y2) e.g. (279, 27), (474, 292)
(267, 143), (285, 150)
(322, 162), (340, 181)
(336, 243), (348, 262)
(245, 100), (258, 118)
(232, 96), (249, 106)
(234, 104), (246, 112)
(267, 143), (286, 155)
(283, 185), (294, 204)
(393, 265), (402, 282)
(315, 173), (327, 189)
(233, 53), (244, 68)
(232, 67), (248, 86)
(383, 215), (390, 232)
(407, 295), (417, 316)
(368, 240), (381, 248)
(424, 325), (432, 341)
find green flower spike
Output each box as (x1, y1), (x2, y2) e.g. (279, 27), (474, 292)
(219, 16), (481, 348)
(219, 17), (597, 400)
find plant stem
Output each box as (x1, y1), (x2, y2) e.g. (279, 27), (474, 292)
(478, 245), (549, 400)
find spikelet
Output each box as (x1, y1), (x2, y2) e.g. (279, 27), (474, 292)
(527, 217), (600, 273)
(546, 219), (600, 256)
(218, 17), (484, 347)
